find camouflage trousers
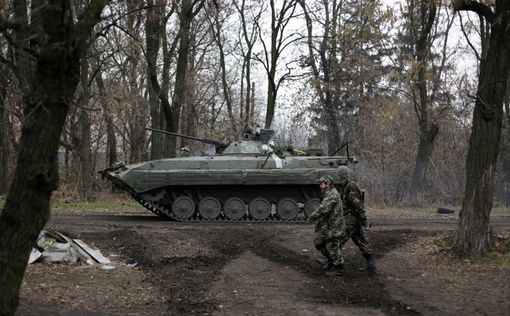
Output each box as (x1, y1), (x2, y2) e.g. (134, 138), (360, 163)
(338, 223), (373, 261)
(315, 238), (343, 266)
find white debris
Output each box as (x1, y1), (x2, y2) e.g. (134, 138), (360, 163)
(28, 230), (114, 268)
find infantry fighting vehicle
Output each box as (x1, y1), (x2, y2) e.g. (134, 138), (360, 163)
(100, 128), (357, 222)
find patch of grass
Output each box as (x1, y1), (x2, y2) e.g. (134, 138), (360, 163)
(491, 207), (510, 215)
(413, 206), (510, 216)
(478, 235), (510, 268)
(52, 199), (142, 210)
(483, 251), (510, 268)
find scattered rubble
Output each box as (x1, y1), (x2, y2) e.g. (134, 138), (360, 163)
(29, 230), (114, 268)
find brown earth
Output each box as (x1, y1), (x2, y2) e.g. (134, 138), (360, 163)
(15, 209), (510, 316)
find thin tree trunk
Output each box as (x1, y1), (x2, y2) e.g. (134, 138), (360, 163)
(146, 0), (164, 159)
(79, 57), (93, 201)
(210, 7), (237, 134)
(95, 66), (117, 167)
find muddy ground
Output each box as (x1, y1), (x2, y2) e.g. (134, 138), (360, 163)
(15, 209), (510, 316)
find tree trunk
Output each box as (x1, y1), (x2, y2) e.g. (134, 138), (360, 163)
(146, 0), (165, 159)
(500, 121), (510, 207)
(0, 2), (106, 314)
(211, 8), (237, 134)
(78, 57), (93, 201)
(0, 68), (9, 194)
(406, 123), (439, 205)
(264, 15), (278, 130)
(454, 0), (510, 256)
(95, 66), (117, 167)
(169, 0), (194, 155)
(405, 0), (438, 205)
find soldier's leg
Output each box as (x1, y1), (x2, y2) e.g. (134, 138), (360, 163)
(325, 238), (343, 266)
(314, 238), (332, 269)
(322, 226), (353, 276)
(351, 225), (376, 270)
(351, 224), (373, 256)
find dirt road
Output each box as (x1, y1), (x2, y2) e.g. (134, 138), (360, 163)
(16, 213), (510, 315)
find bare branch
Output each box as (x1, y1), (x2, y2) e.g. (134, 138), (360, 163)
(452, 0), (496, 24)
(458, 13), (481, 61)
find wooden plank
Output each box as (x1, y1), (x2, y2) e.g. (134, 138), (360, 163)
(56, 232), (95, 265)
(73, 239), (112, 265)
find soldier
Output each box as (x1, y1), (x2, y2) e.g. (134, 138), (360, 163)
(336, 166), (376, 271)
(308, 175), (345, 277)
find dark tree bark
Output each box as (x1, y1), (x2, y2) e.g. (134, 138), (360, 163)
(453, 0), (510, 256)
(0, 63), (9, 194)
(0, 1), (106, 314)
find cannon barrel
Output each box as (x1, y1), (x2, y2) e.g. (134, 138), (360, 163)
(145, 128), (228, 150)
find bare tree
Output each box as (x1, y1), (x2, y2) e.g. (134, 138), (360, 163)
(206, 2), (238, 134)
(234, 0), (263, 129)
(299, 0), (390, 154)
(299, 0), (342, 154)
(453, 0), (510, 255)
(0, 1), (107, 314)
(78, 56), (93, 200)
(94, 57), (118, 168)
(146, 0), (178, 158)
(255, 0), (299, 129)
(400, 0), (458, 205)
(162, 0), (206, 154)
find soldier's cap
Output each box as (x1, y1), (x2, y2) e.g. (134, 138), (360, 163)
(318, 175), (334, 184)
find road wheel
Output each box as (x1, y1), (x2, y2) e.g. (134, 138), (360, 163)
(249, 198), (271, 220)
(172, 196), (195, 219)
(304, 198), (320, 217)
(224, 197), (245, 220)
(277, 198), (299, 220)
(198, 197), (222, 219)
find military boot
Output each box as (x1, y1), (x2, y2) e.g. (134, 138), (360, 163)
(316, 257), (332, 270)
(325, 264), (344, 277)
(359, 253), (376, 271)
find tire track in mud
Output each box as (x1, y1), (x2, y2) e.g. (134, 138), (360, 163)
(84, 227), (425, 315)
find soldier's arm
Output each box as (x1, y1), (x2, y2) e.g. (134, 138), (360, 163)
(346, 184), (363, 211)
(308, 193), (335, 222)
(346, 184), (368, 227)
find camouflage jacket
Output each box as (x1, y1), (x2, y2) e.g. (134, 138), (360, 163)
(338, 181), (366, 225)
(309, 187), (344, 243)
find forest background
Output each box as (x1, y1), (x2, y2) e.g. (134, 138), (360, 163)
(0, 0), (509, 208)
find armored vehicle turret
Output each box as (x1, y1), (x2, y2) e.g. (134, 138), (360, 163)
(100, 129), (357, 222)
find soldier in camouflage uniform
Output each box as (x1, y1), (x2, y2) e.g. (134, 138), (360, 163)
(308, 175), (345, 277)
(336, 166), (375, 271)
